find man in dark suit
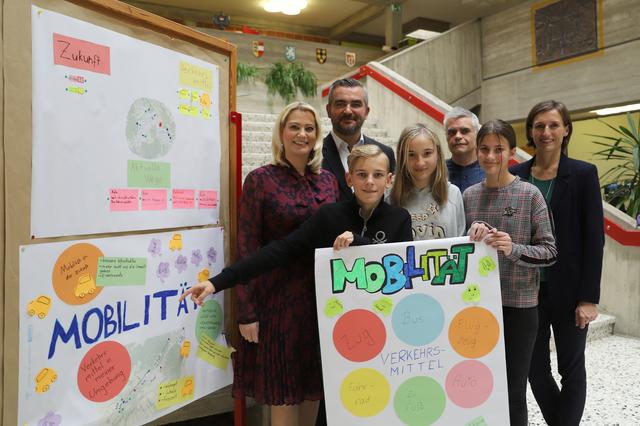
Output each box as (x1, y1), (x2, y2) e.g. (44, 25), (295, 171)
(322, 78), (396, 201)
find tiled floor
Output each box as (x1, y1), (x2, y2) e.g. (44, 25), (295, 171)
(527, 334), (640, 426)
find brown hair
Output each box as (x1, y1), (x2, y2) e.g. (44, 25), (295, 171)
(477, 119), (517, 150)
(525, 100), (572, 155)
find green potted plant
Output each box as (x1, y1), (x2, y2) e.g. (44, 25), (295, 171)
(264, 62), (317, 103)
(237, 62), (259, 84)
(590, 112), (640, 220)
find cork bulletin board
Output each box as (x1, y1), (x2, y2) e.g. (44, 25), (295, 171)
(1, 0), (238, 424)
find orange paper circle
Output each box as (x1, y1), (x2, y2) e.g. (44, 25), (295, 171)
(448, 307), (500, 358)
(52, 243), (104, 305)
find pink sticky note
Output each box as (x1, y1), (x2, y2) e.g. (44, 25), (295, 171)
(110, 189), (139, 211)
(141, 189), (168, 211)
(172, 189), (195, 209)
(198, 190), (218, 209)
(53, 33), (111, 75)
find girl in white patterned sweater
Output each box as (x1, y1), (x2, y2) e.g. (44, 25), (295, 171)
(388, 124), (466, 241)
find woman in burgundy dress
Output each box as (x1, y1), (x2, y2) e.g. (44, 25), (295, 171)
(233, 102), (338, 425)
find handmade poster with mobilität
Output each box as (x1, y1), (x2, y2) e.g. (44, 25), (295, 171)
(18, 228), (232, 426)
(315, 237), (509, 425)
(31, 7), (222, 237)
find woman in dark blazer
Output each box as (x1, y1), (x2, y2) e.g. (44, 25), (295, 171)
(510, 100), (604, 426)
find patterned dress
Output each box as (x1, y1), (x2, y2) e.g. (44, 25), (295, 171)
(232, 164), (338, 405)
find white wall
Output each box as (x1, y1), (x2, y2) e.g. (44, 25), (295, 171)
(380, 20), (482, 107)
(363, 62), (450, 149)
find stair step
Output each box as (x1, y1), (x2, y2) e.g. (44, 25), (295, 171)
(239, 110), (395, 181)
(241, 141), (272, 154)
(240, 130), (392, 143)
(242, 113), (378, 126)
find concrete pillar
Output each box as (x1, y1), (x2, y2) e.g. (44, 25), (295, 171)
(385, 3), (402, 50)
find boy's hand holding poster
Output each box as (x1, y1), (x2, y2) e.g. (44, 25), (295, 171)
(315, 236), (509, 425)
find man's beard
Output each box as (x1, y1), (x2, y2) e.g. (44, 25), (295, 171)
(332, 115), (362, 136)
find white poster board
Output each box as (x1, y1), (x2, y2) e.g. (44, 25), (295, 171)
(315, 237), (509, 425)
(31, 7), (222, 238)
(18, 228), (231, 426)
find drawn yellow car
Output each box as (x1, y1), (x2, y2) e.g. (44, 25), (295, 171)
(27, 295), (52, 319)
(169, 234), (183, 251)
(200, 92), (212, 107)
(35, 367), (58, 393)
(197, 268), (210, 282)
(75, 273), (97, 298)
(180, 340), (191, 358)
(181, 378), (194, 396)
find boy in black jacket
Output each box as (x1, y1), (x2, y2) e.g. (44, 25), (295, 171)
(181, 144), (412, 302)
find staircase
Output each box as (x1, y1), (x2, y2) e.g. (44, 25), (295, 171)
(240, 112), (397, 180)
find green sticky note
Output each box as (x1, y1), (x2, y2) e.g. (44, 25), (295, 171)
(96, 257), (147, 286)
(197, 334), (234, 370)
(127, 160), (170, 188)
(372, 296), (393, 316)
(478, 256), (497, 277)
(465, 416), (488, 426)
(462, 283), (481, 304)
(323, 297), (344, 318)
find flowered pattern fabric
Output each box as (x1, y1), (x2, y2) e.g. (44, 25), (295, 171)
(232, 164), (338, 405)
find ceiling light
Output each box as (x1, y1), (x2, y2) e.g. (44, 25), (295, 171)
(264, 1), (281, 13)
(263, 0), (308, 15)
(591, 103), (640, 116)
(282, 7), (301, 15)
(406, 29), (442, 41)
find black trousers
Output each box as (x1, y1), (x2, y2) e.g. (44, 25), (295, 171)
(528, 283), (588, 426)
(315, 400), (327, 426)
(503, 306), (538, 426)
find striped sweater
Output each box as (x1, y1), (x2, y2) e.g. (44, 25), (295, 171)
(463, 176), (557, 308)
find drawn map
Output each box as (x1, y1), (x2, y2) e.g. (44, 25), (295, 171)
(18, 228), (232, 426)
(31, 6), (221, 237)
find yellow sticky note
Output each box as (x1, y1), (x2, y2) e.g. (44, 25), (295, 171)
(197, 334), (234, 370)
(66, 86), (85, 95)
(201, 108), (211, 119)
(180, 61), (212, 92)
(156, 379), (179, 410)
(178, 104), (199, 117)
(156, 376), (194, 410)
(324, 297), (344, 318)
(372, 296), (393, 316)
(178, 88), (190, 99)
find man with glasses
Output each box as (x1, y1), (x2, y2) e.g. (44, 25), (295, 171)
(444, 107), (484, 193)
(323, 78), (396, 201)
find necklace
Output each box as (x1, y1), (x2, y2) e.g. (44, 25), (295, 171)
(530, 173), (555, 202)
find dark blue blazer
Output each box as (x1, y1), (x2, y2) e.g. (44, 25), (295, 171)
(510, 155), (604, 308)
(322, 133), (396, 201)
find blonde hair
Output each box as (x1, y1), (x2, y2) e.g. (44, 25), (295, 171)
(347, 144), (389, 173)
(271, 102), (323, 174)
(390, 124), (449, 206)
